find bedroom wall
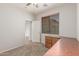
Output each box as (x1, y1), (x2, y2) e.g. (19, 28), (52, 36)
(77, 4), (79, 41)
(0, 4), (34, 53)
(33, 3), (77, 43)
(32, 20), (41, 42)
(59, 4), (77, 38)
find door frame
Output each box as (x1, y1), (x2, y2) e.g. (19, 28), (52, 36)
(25, 20), (32, 41)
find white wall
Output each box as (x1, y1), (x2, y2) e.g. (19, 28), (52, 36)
(0, 4), (34, 53)
(32, 20), (41, 42)
(59, 4), (77, 38)
(34, 4), (77, 43)
(77, 4), (79, 41)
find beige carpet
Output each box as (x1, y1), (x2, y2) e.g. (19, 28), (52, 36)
(0, 42), (48, 56)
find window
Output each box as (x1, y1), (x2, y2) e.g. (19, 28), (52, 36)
(42, 13), (59, 34)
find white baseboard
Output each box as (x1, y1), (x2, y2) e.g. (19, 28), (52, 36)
(0, 44), (24, 54)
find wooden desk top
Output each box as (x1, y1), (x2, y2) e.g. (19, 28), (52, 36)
(44, 38), (79, 56)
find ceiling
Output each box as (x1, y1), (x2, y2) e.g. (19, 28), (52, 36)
(12, 3), (62, 15)
(0, 3), (63, 15)
(24, 3), (57, 15)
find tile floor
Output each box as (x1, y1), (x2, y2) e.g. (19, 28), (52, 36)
(0, 42), (48, 56)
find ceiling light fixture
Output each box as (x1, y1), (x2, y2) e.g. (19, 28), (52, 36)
(25, 3), (48, 8)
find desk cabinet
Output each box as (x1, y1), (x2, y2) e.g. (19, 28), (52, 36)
(45, 36), (59, 48)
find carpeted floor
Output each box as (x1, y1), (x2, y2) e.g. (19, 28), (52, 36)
(0, 42), (48, 56)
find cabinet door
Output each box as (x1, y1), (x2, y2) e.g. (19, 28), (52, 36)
(45, 36), (59, 48)
(51, 37), (58, 45)
(42, 16), (50, 33)
(45, 39), (52, 48)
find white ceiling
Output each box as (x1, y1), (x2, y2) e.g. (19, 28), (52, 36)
(24, 3), (57, 15)
(12, 3), (62, 15)
(0, 3), (62, 15)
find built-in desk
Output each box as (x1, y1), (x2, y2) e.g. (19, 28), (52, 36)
(44, 38), (79, 56)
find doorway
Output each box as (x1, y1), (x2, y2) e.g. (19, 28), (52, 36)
(25, 21), (32, 44)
